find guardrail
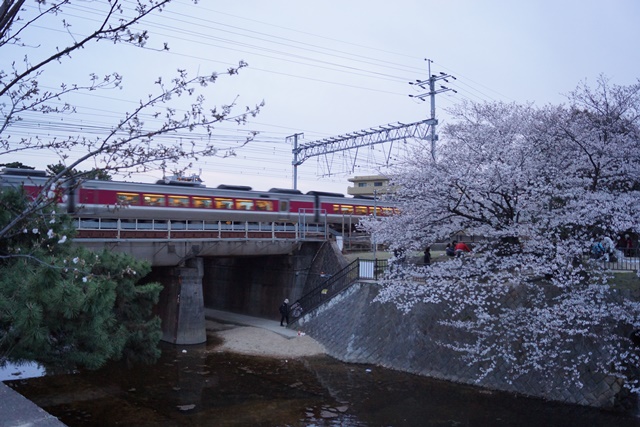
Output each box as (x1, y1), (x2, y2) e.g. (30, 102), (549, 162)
(73, 218), (328, 241)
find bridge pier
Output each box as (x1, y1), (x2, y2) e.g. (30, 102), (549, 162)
(156, 257), (206, 345)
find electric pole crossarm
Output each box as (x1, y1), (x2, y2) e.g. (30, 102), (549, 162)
(408, 59), (457, 160)
(292, 119), (435, 167)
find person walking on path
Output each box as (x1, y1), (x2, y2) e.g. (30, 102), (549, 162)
(279, 298), (290, 327)
(423, 246), (431, 265)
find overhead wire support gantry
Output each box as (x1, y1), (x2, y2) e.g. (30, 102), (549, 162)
(290, 119), (436, 189)
(289, 59), (455, 189)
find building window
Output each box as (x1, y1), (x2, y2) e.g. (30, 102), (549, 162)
(358, 182), (367, 187)
(374, 182), (383, 187)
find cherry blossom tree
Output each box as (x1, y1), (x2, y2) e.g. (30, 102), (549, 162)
(362, 76), (640, 392)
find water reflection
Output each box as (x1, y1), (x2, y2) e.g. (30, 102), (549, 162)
(0, 360), (45, 381)
(5, 339), (640, 426)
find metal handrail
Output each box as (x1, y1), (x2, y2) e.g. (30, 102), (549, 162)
(589, 248), (640, 271)
(289, 258), (387, 322)
(73, 218), (327, 241)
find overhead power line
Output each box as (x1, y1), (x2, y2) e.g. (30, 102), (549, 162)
(6, 2), (508, 191)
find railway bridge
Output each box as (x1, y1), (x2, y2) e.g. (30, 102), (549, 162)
(71, 215), (360, 346)
(1, 168), (379, 346)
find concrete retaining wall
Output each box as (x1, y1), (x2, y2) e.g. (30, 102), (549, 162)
(297, 282), (630, 409)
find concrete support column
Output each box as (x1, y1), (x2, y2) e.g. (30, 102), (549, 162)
(158, 257), (206, 345)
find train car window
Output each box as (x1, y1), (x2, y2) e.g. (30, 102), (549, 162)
(168, 196), (189, 207)
(355, 206), (368, 215)
(235, 199), (254, 210)
(214, 198), (234, 209)
(279, 200), (289, 212)
(255, 200), (274, 211)
(143, 194), (166, 206)
(333, 205), (344, 213)
(372, 207), (383, 216)
(382, 207), (394, 216)
(116, 192), (140, 205)
(336, 205), (354, 214)
(192, 197), (212, 208)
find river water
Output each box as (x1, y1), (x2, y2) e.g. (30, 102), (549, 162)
(4, 338), (640, 427)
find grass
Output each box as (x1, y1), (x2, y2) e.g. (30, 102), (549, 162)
(343, 250), (444, 263)
(611, 272), (640, 291)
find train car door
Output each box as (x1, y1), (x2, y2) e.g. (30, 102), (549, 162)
(278, 198), (290, 221)
(313, 193), (320, 223)
(78, 182), (99, 215)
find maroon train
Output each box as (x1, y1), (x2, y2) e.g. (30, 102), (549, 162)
(0, 168), (394, 230)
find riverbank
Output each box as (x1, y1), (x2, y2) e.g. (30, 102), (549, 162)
(204, 310), (326, 359)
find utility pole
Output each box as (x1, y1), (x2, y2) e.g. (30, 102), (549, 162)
(373, 189), (377, 261)
(409, 59), (456, 161)
(287, 132), (304, 190)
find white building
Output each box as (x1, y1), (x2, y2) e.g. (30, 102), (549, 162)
(347, 175), (391, 196)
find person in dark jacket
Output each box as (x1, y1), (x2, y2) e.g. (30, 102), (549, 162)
(279, 298), (290, 326)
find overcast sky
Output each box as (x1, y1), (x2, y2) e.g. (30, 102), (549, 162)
(6, 0), (640, 194)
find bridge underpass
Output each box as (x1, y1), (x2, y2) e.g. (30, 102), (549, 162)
(72, 220), (351, 345)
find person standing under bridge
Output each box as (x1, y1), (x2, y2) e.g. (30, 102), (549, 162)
(279, 299), (290, 327)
